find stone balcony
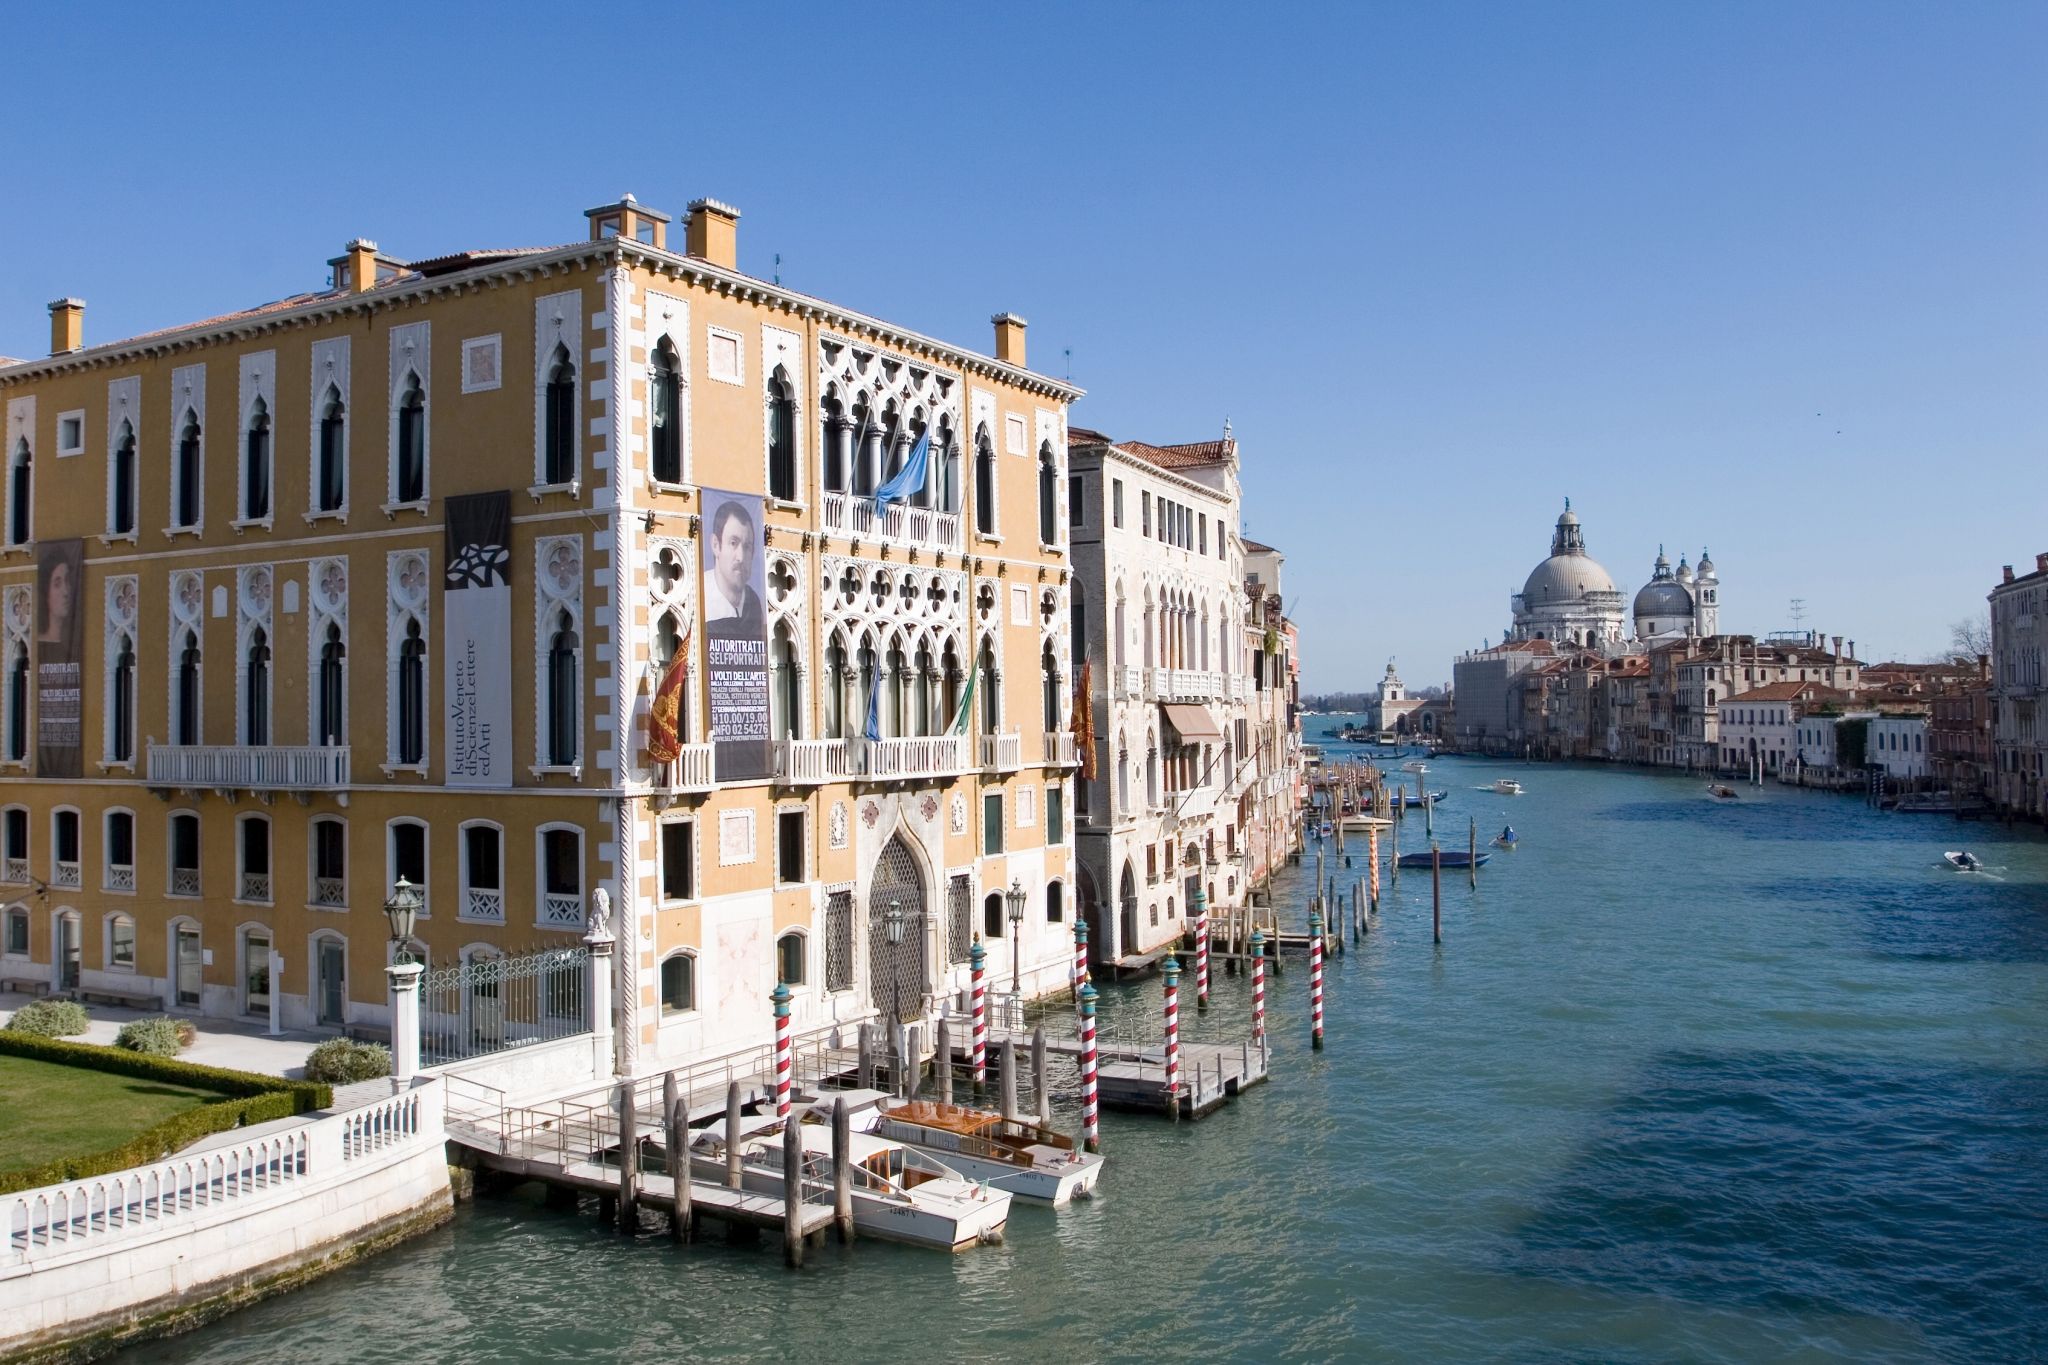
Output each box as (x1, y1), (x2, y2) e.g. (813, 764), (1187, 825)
(821, 492), (962, 554)
(775, 734), (972, 784)
(147, 743), (349, 794)
(1149, 668), (1228, 703)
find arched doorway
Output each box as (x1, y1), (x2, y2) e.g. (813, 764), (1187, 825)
(867, 835), (928, 1023)
(1118, 861), (1138, 961)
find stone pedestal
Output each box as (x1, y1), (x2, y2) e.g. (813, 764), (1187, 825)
(387, 961), (423, 1091)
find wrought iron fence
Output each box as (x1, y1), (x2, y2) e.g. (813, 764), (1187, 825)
(419, 945), (590, 1066)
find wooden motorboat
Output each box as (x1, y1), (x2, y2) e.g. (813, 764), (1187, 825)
(691, 1118), (1011, 1251)
(871, 1099), (1104, 1206)
(1708, 784), (1739, 799)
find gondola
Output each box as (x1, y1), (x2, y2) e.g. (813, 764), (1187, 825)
(1396, 850), (1489, 869)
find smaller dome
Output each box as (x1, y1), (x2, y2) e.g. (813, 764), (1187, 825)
(1697, 547), (1716, 578)
(1675, 557), (1693, 584)
(1635, 579), (1693, 620)
(1557, 508), (1579, 528)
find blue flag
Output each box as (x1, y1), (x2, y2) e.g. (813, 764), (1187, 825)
(874, 429), (930, 508)
(862, 649), (882, 743)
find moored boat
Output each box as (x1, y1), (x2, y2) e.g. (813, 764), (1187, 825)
(1396, 849), (1489, 869)
(691, 1118), (1011, 1251)
(871, 1099), (1104, 1206)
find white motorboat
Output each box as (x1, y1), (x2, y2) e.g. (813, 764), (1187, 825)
(1401, 760), (1430, 774)
(1491, 779), (1524, 796)
(691, 1119), (1011, 1252)
(1943, 851), (1982, 872)
(870, 1099), (1104, 1206)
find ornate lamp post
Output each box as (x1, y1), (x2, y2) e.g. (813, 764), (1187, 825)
(381, 876), (425, 1089)
(884, 897), (906, 1022)
(1005, 878), (1026, 999)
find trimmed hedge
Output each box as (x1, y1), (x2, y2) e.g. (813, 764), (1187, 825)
(0, 1033), (332, 1194)
(114, 1015), (194, 1057)
(303, 1038), (392, 1084)
(5, 997), (91, 1037)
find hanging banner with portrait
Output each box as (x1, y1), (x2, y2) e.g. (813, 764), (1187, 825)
(700, 486), (771, 780)
(443, 491), (513, 788)
(35, 538), (84, 779)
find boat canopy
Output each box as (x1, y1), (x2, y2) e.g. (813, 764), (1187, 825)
(1161, 703), (1223, 742)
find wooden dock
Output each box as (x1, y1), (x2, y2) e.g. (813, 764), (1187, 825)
(1096, 1040), (1269, 1118)
(468, 1144), (835, 1239)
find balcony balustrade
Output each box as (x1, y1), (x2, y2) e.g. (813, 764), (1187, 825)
(775, 734), (971, 783)
(463, 887), (505, 922)
(1043, 731), (1078, 767)
(540, 893), (584, 929)
(980, 731), (1022, 773)
(1151, 668), (1224, 703)
(170, 867), (200, 897)
(313, 876), (347, 909)
(656, 742), (715, 792)
(821, 491), (963, 553)
(52, 861), (80, 890)
(1114, 666), (1143, 699)
(240, 872), (271, 903)
(147, 743), (350, 791)
(106, 864), (135, 893)
(1, 857), (24, 885)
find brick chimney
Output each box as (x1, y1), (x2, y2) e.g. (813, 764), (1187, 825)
(685, 199), (739, 269)
(47, 298), (84, 354)
(327, 239), (401, 294)
(585, 194), (670, 250)
(991, 313), (1028, 367)
(2036, 552), (2048, 574)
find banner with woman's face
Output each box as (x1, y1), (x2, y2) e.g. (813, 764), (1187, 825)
(36, 538), (83, 778)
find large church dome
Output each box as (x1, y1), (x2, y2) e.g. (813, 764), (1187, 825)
(1633, 578), (1693, 618)
(1523, 553), (1617, 605)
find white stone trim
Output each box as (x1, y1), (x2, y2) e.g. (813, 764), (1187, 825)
(105, 376), (140, 538)
(761, 323), (803, 504)
(386, 321), (431, 509)
(385, 549), (430, 769)
(461, 334), (502, 394)
(533, 290), (583, 490)
(642, 290), (691, 489)
(705, 324), (744, 386)
(718, 808), (755, 866)
(533, 534), (583, 770)
(55, 410), (84, 458)
(237, 351), (277, 525)
(168, 366), (205, 535)
(308, 337), (351, 519)
(235, 566), (274, 745)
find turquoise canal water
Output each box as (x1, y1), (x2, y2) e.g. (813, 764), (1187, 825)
(126, 744), (2048, 1362)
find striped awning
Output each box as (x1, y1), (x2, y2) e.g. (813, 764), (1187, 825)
(1161, 703), (1223, 742)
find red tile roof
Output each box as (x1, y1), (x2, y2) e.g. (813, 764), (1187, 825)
(1068, 427), (1234, 470)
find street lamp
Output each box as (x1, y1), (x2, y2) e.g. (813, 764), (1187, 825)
(383, 876), (422, 964)
(883, 898), (906, 1021)
(1005, 878), (1026, 997)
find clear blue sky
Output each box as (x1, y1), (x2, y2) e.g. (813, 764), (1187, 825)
(5, 3), (2042, 690)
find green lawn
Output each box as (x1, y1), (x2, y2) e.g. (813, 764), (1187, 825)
(0, 1054), (224, 1175)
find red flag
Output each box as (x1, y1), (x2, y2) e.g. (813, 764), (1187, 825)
(1072, 658), (1096, 780)
(647, 649), (689, 764)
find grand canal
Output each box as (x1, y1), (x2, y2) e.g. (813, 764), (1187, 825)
(129, 741), (2048, 1362)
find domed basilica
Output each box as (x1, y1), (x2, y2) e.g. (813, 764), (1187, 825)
(1507, 502), (1718, 652)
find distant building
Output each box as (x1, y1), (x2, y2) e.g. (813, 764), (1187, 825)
(1867, 715), (1930, 781)
(1929, 657), (1993, 802)
(1369, 659), (1424, 733)
(1989, 554), (2048, 822)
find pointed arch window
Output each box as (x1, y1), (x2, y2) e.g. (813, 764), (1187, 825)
(175, 630), (202, 746)
(941, 643), (963, 735)
(820, 396), (846, 494)
(937, 418), (960, 516)
(885, 638), (910, 738)
(973, 428), (996, 536)
(6, 440), (29, 546)
(767, 368), (798, 502)
(110, 633), (135, 763)
(397, 618), (426, 765)
(110, 423), (137, 535)
(317, 624), (346, 745)
(5, 648), (27, 762)
(543, 345), (576, 486)
(242, 398), (272, 520)
(394, 373), (426, 503)
(823, 636), (848, 740)
(174, 414), (201, 529)
(650, 340), (683, 484)
(978, 638), (1000, 734)
(244, 627), (271, 745)
(316, 387), (346, 513)
(1037, 441), (1057, 545)
(546, 611), (578, 766)
(771, 620), (802, 741)
(1042, 641), (1061, 732)
(914, 643), (936, 737)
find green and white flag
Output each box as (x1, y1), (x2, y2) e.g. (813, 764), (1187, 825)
(948, 665), (978, 736)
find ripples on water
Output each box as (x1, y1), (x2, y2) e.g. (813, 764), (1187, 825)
(124, 755), (2048, 1364)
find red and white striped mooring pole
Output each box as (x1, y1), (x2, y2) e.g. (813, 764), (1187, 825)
(1308, 909), (1325, 1052)
(1250, 928), (1266, 1045)
(1073, 916), (1089, 1016)
(1079, 982), (1100, 1152)
(1162, 953), (1182, 1117)
(771, 981), (793, 1117)
(969, 936), (988, 1089)
(1193, 884), (1211, 1011)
